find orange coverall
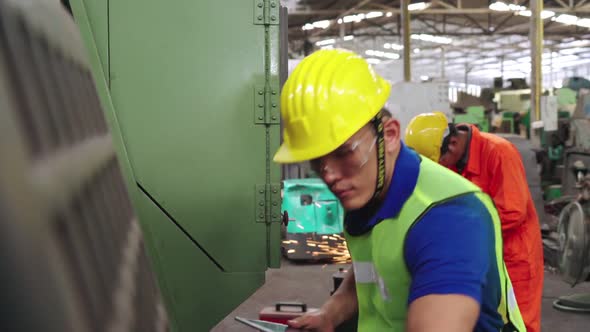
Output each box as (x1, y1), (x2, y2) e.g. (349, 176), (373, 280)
(456, 125), (544, 332)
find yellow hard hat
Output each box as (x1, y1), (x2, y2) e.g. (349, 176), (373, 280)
(273, 49), (391, 163)
(404, 112), (449, 161)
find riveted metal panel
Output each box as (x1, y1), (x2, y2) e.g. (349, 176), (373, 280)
(72, 0), (284, 330)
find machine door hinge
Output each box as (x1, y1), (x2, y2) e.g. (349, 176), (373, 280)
(254, 0), (279, 25)
(254, 81), (280, 125)
(256, 183), (281, 223)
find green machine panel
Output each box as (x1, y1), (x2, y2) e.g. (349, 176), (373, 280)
(70, 0), (283, 331)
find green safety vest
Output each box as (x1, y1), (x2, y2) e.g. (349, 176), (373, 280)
(345, 157), (526, 331)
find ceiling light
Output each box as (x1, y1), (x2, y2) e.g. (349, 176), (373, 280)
(516, 10), (555, 19)
(571, 40), (588, 46)
(343, 13), (365, 23)
(312, 20), (331, 29)
(553, 54), (579, 62)
(408, 2), (430, 11)
(386, 12), (393, 17)
(316, 38), (336, 46)
(489, 2), (510, 11)
(302, 20), (331, 31)
(302, 23), (313, 30)
(509, 4), (526, 11)
(414, 48), (421, 54)
(420, 75), (430, 81)
(365, 11), (383, 19)
(321, 45), (334, 50)
(576, 18), (590, 28)
(489, 1), (526, 12)
(366, 58), (381, 64)
(337, 18), (343, 24)
(343, 35), (354, 41)
(365, 49), (400, 59)
(559, 47), (587, 55)
(411, 34), (452, 44)
(384, 43), (404, 50)
(541, 10), (556, 19)
(552, 14), (578, 25)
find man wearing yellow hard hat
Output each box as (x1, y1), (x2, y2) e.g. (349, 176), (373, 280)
(273, 49), (525, 332)
(405, 112), (544, 332)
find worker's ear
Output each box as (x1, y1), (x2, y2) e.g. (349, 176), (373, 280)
(448, 135), (461, 148)
(382, 117), (401, 153)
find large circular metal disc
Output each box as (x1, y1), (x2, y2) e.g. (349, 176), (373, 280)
(557, 201), (590, 286)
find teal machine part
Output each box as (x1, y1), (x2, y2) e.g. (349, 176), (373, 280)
(70, 1), (286, 331)
(281, 178), (347, 261)
(283, 179), (344, 234)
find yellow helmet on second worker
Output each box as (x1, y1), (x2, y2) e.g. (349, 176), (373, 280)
(273, 49), (391, 163)
(404, 112), (450, 162)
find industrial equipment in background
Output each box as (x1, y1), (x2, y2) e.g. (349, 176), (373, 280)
(68, 0), (289, 330)
(387, 80), (452, 133)
(0, 0), (167, 331)
(552, 160), (590, 313)
(281, 178), (350, 263)
(534, 83), (590, 313)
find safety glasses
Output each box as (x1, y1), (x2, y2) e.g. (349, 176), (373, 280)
(310, 129), (377, 177)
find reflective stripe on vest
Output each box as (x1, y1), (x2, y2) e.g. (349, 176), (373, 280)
(353, 261), (391, 301)
(345, 157), (527, 332)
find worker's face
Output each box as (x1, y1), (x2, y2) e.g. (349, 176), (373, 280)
(439, 135), (464, 168)
(311, 117), (400, 211)
(311, 125), (378, 210)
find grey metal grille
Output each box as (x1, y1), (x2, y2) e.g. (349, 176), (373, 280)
(0, 1), (168, 331)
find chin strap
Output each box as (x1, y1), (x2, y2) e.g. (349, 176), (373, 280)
(370, 112), (386, 203)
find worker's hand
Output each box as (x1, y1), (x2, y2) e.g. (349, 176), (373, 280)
(287, 309), (335, 332)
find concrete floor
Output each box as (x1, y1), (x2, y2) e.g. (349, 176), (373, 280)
(212, 260), (590, 331)
(213, 133), (590, 331)
(212, 260), (343, 331)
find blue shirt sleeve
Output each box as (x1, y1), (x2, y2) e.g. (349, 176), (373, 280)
(404, 193), (494, 305)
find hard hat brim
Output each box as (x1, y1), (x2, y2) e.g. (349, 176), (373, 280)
(273, 142), (321, 164)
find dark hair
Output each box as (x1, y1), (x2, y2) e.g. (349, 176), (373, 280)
(440, 123), (458, 156)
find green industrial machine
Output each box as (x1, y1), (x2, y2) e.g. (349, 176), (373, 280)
(69, 1), (286, 330)
(281, 178), (346, 261)
(453, 106), (489, 132)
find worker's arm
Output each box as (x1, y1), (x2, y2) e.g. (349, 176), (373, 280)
(407, 294), (479, 332)
(487, 146), (529, 232)
(405, 194), (496, 331)
(287, 269), (357, 331)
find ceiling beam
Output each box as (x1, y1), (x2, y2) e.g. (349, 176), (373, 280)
(318, 31), (589, 37)
(493, 14), (517, 33)
(436, 1), (456, 9)
(463, 14), (489, 34)
(288, 7), (590, 15)
(415, 18), (443, 34)
(555, 0), (570, 8)
(336, 0), (374, 19)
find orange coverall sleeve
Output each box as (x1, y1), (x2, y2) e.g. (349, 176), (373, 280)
(487, 148), (528, 232)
